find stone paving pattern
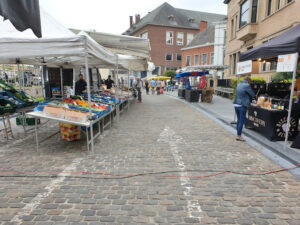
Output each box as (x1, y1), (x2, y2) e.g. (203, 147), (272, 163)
(0, 94), (299, 224)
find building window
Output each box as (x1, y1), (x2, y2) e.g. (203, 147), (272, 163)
(152, 66), (161, 75)
(187, 33), (194, 45)
(247, 46), (253, 50)
(166, 53), (173, 61)
(176, 54), (182, 61)
(233, 54), (237, 74)
(194, 55), (199, 66)
(202, 53), (208, 65)
(251, 0), (258, 23)
(240, 0), (250, 28)
(186, 56), (191, 66)
(177, 32), (184, 45)
(166, 31), (173, 45)
(210, 52), (214, 65)
(140, 32), (148, 39)
(267, 0), (272, 16)
(287, 0), (292, 3)
(231, 19), (234, 39)
(276, 0), (281, 10)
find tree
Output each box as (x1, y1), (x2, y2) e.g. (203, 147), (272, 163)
(164, 70), (177, 78)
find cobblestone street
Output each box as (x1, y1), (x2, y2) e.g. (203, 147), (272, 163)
(0, 94), (299, 225)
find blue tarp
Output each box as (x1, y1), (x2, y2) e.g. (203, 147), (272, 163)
(176, 71), (209, 79)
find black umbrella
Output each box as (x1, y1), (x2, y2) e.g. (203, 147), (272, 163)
(0, 0), (42, 38)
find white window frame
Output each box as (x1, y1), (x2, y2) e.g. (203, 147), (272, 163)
(177, 32), (184, 45)
(140, 31), (148, 39)
(166, 53), (173, 61)
(202, 53), (208, 65)
(187, 33), (194, 45)
(194, 54), (199, 66)
(186, 55), (191, 66)
(176, 53), (182, 61)
(166, 31), (173, 45)
(210, 52), (214, 65)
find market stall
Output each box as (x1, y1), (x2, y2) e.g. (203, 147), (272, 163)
(240, 23), (300, 148)
(176, 71), (209, 102)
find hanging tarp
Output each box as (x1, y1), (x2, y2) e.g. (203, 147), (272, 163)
(240, 23), (300, 61)
(176, 71), (209, 79)
(0, 0), (42, 38)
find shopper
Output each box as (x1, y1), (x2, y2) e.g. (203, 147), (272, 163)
(161, 80), (165, 94)
(75, 74), (87, 95)
(233, 77), (255, 141)
(150, 79), (156, 94)
(105, 75), (114, 89)
(134, 78), (143, 103)
(156, 79), (161, 95)
(145, 80), (149, 95)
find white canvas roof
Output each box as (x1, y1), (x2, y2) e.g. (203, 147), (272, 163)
(0, 9), (117, 68)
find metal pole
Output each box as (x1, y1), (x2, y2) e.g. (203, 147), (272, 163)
(17, 64), (22, 91)
(73, 67), (76, 95)
(115, 55), (120, 122)
(85, 55), (92, 116)
(60, 67), (63, 97)
(284, 52), (299, 150)
(128, 70), (130, 110)
(22, 64), (25, 91)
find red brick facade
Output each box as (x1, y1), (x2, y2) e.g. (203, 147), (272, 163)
(131, 25), (200, 74)
(182, 45), (214, 67)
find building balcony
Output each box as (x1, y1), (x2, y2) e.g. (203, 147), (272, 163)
(236, 23), (258, 42)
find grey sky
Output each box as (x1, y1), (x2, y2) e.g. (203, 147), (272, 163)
(40, 0), (227, 35)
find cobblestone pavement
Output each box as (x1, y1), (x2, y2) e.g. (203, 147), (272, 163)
(0, 94), (299, 225)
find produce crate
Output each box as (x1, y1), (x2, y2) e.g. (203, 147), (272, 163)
(0, 98), (16, 115)
(16, 116), (40, 126)
(0, 91), (25, 108)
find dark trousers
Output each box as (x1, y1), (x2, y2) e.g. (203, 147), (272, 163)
(235, 106), (247, 136)
(137, 88), (142, 101)
(146, 87), (149, 94)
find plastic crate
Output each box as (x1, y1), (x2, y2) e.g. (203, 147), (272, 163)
(16, 116), (40, 126)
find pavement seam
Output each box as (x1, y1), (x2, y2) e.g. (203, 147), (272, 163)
(158, 126), (203, 223)
(10, 157), (84, 224)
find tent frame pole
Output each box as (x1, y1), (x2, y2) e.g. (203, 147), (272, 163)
(284, 52), (299, 150)
(73, 67), (76, 95)
(128, 70), (130, 110)
(115, 55), (120, 122)
(60, 67), (63, 98)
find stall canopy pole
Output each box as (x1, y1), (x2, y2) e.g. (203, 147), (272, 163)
(22, 64), (25, 91)
(84, 38), (92, 117)
(17, 64), (22, 91)
(60, 67), (63, 97)
(73, 67), (76, 95)
(284, 52), (299, 150)
(115, 55), (120, 122)
(128, 70), (130, 109)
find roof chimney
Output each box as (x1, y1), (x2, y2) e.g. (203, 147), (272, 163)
(200, 21), (208, 32)
(130, 16), (133, 28)
(135, 14), (141, 24)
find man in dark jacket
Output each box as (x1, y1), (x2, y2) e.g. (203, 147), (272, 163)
(233, 77), (255, 141)
(75, 74), (87, 95)
(105, 75), (114, 89)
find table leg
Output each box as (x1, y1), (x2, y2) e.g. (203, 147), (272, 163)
(86, 126), (90, 152)
(90, 124), (94, 153)
(35, 118), (39, 152)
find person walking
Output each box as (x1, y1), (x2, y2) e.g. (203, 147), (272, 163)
(145, 80), (149, 95)
(150, 79), (156, 95)
(134, 77), (143, 103)
(156, 79), (161, 95)
(233, 77), (255, 141)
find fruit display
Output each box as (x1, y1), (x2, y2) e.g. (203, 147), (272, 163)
(60, 122), (81, 141)
(0, 91), (25, 108)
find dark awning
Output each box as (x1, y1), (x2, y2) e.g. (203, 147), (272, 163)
(240, 23), (300, 61)
(0, 0), (42, 38)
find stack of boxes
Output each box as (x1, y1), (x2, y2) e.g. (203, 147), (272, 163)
(60, 123), (81, 141)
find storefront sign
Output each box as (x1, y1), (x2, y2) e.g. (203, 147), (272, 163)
(277, 53), (298, 72)
(237, 60), (252, 75)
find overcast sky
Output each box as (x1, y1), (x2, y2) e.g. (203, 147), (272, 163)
(40, 0), (227, 35)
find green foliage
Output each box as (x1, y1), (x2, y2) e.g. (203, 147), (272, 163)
(164, 70), (177, 78)
(36, 97), (45, 102)
(251, 77), (266, 84)
(271, 72), (293, 83)
(231, 77), (266, 100)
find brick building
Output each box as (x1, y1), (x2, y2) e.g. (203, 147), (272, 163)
(123, 2), (225, 75)
(224, 0), (300, 81)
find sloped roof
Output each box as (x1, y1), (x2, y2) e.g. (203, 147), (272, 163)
(183, 25), (215, 49)
(123, 2), (226, 35)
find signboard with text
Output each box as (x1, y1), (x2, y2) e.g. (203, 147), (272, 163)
(277, 53), (298, 72)
(237, 60), (252, 75)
